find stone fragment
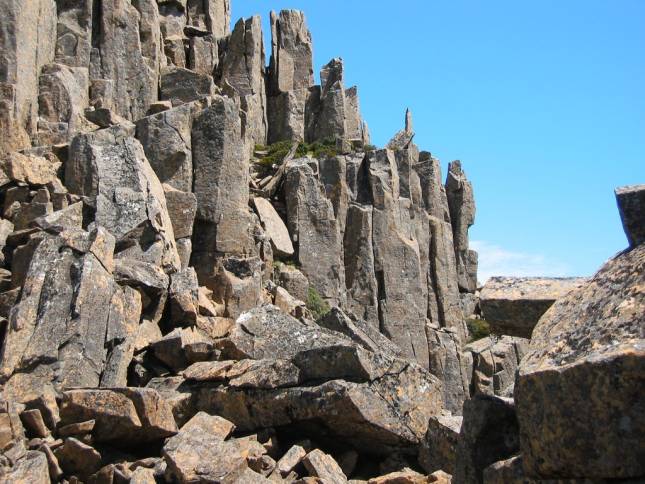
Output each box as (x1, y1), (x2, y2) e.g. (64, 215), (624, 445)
(57, 420), (95, 438)
(160, 66), (216, 106)
(278, 265), (309, 302)
(33, 201), (83, 233)
(0, 450), (50, 484)
(387, 109), (414, 150)
(59, 388), (178, 444)
(136, 103), (195, 193)
(211, 257), (263, 319)
(615, 184), (645, 247)
(275, 445), (306, 477)
(302, 449), (347, 484)
(453, 395), (519, 484)
(368, 469), (429, 483)
(273, 286), (305, 316)
(252, 197), (294, 257)
(163, 185), (197, 240)
(189, 35), (219, 75)
(66, 126), (180, 271)
(186, 0), (231, 37)
(183, 361), (235, 382)
(54, 0), (93, 67)
(54, 437), (102, 479)
(1, 152), (60, 186)
(479, 277), (588, 338)
(419, 414), (462, 475)
(162, 413), (249, 483)
(515, 243), (645, 479)
(219, 16), (268, 146)
(114, 258), (169, 324)
(464, 336), (528, 398)
(19, 409), (49, 438)
(169, 268), (200, 325)
(84, 106), (129, 128)
(152, 327), (213, 372)
(445, 160), (477, 293)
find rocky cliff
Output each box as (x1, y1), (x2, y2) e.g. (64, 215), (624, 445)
(0, 1), (642, 483)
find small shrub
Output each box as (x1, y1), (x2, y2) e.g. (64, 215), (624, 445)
(467, 318), (492, 342)
(364, 144), (377, 152)
(306, 286), (330, 320)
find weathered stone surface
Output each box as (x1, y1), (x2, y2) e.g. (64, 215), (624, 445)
(219, 16), (268, 146)
(419, 414), (462, 476)
(1, 152), (60, 187)
(252, 197), (294, 257)
(164, 185), (198, 240)
(162, 411), (250, 483)
(66, 126), (180, 271)
(152, 327), (213, 372)
(90, 0), (156, 120)
(267, 10), (314, 143)
(369, 469), (432, 484)
(446, 160), (477, 293)
(0, 450), (50, 484)
(199, 305), (443, 455)
(465, 336), (528, 398)
(0, 0), (56, 154)
(302, 449), (347, 484)
(275, 444), (306, 477)
(189, 35), (218, 75)
(169, 268), (200, 325)
(54, 437), (102, 479)
(415, 152), (451, 222)
(0, 229), (143, 400)
(480, 277), (588, 338)
(285, 158), (344, 305)
(312, 58), (348, 142)
(59, 388), (177, 444)
(515, 244), (645, 479)
(615, 184), (645, 247)
(454, 395), (519, 484)
(54, 0), (93, 68)
(160, 66), (216, 106)
(191, 97), (256, 288)
(136, 103), (195, 193)
(186, 0), (231, 38)
(278, 265), (309, 302)
(114, 258), (169, 323)
(211, 257), (263, 319)
(387, 109), (415, 151)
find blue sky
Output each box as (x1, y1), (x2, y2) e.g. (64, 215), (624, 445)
(233, 1), (645, 281)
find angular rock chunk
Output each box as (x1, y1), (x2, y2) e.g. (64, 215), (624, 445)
(302, 449), (347, 484)
(0, 229), (142, 400)
(285, 159), (344, 305)
(66, 126), (180, 271)
(160, 67), (216, 106)
(186, 0), (231, 37)
(54, 437), (102, 479)
(252, 197), (294, 257)
(479, 277), (587, 338)
(515, 243), (645, 479)
(0, 450), (50, 484)
(453, 395), (519, 484)
(54, 0), (93, 67)
(59, 388), (177, 444)
(615, 184), (645, 247)
(219, 16), (268, 146)
(211, 257), (263, 319)
(164, 185), (198, 240)
(419, 414), (462, 476)
(464, 336), (528, 398)
(136, 103), (196, 193)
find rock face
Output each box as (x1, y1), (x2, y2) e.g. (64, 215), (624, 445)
(479, 277), (587, 338)
(615, 184), (645, 248)
(515, 243), (645, 479)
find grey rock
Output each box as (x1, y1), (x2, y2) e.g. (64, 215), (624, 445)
(415, 151), (452, 222)
(615, 184), (645, 247)
(219, 16), (268, 146)
(0, 450), (50, 484)
(285, 159), (345, 305)
(277, 265), (309, 302)
(169, 268), (199, 325)
(515, 244), (645, 479)
(188, 35), (218, 75)
(66, 126), (180, 271)
(54, 437), (102, 479)
(160, 66), (216, 106)
(465, 336), (528, 398)
(302, 449), (347, 484)
(387, 109), (414, 150)
(186, 0), (231, 38)
(211, 257), (263, 319)
(54, 0), (93, 68)
(454, 395), (520, 484)
(252, 197), (294, 257)
(419, 414), (462, 475)
(479, 277), (588, 338)
(446, 160), (478, 293)
(164, 185), (198, 240)
(90, 0), (156, 120)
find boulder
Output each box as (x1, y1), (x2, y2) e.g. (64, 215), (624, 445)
(464, 336), (529, 398)
(302, 449), (347, 484)
(65, 126), (180, 271)
(419, 414), (462, 476)
(59, 388), (177, 444)
(211, 257), (263, 319)
(252, 197), (294, 257)
(163, 185), (198, 240)
(515, 243), (645, 479)
(160, 67), (216, 106)
(615, 184), (645, 247)
(0, 450), (50, 484)
(479, 277), (588, 338)
(453, 395), (520, 484)
(54, 437), (102, 479)
(186, 0), (231, 38)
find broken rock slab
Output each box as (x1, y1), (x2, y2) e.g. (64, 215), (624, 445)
(515, 243), (645, 479)
(615, 184), (645, 248)
(479, 277), (587, 338)
(252, 197), (294, 258)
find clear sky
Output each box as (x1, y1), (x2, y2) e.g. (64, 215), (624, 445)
(232, 1), (645, 281)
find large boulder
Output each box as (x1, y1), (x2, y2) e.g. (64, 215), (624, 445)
(479, 277), (587, 338)
(65, 125), (180, 271)
(515, 243), (645, 479)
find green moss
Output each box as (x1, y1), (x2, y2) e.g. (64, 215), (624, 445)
(306, 286), (330, 320)
(467, 318), (492, 342)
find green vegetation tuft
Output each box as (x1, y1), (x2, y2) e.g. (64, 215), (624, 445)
(306, 286), (331, 320)
(467, 318), (492, 342)
(364, 144), (377, 152)
(254, 139), (339, 168)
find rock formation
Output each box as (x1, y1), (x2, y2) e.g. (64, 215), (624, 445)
(0, 1), (642, 483)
